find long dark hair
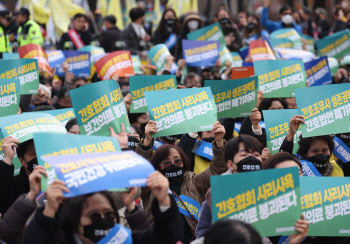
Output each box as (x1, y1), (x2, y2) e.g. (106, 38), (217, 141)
(60, 191), (119, 234)
(150, 144), (190, 171)
(224, 135), (264, 162)
(156, 8), (180, 37)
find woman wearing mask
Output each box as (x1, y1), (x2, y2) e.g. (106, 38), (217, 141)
(152, 8), (180, 56)
(243, 15), (269, 45)
(21, 172), (184, 244)
(136, 121), (227, 243)
(279, 115), (350, 176)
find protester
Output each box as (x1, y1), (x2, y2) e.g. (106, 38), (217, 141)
(21, 172), (184, 244)
(136, 121), (227, 243)
(262, 151), (303, 175)
(243, 14), (269, 45)
(333, 7), (348, 33)
(65, 118), (80, 134)
(314, 7), (331, 39)
(53, 86), (73, 109)
(120, 7), (150, 55)
(57, 13), (92, 50)
(261, 0), (302, 34)
(152, 8), (180, 56)
(14, 7), (43, 47)
(98, 15), (121, 53)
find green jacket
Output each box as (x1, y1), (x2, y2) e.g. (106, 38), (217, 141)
(0, 25), (9, 52)
(17, 19), (43, 47)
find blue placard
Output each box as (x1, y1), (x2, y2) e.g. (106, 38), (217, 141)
(56, 50), (91, 77)
(42, 151), (155, 197)
(242, 62), (254, 67)
(174, 194), (201, 221)
(333, 136), (350, 162)
(182, 40), (219, 67)
(47, 50), (66, 69)
(239, 46), (249, 61)
(304, 57), (332, 87)
(194, 140), (213, 161)
(97, 224), (132, 244)
(300, 159), (322, 177)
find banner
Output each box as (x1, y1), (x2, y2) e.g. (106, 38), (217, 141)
(333, 136), (350, 163)
(33, 133), (121, 191)
(144, 87), (217, 137)
(300, 177), (350, 236)
(232, 67), (254, 79)
(274, 48), (315, 62)
(194, 140), (213, 161)
(174, 194), (202, 221)
(47, 50), (66, 69)
(0, 59), (39, 94)
(18, 44), (52, 77)
(94, 51), (134, 79)
(300, 160), (322, 177)
(205, 76), (257, 118)
(182, 40), (219, 67)
(42, 151), (155, 197)
(97, 224), (132, 244)
(231, 52), (243, 67)
(270, 28), (302, 50)
(70, 79), (131, 136)
(304, 57), (332, 87)
(0, 112), (66, 143)
(211, 167), (301, 237)
(0, 79), (20, 117)
(147, 44), (171, 71)
(129, 75), (176, 113)
(187, 23), (226, 48)
(36, 108), (75, 126)
(270, 38), (293, 49)
(316, 30), (350, 59)
(300, 34), (315, 53)
(131, 55), (143, 75)
(55, 50), (90, 77)
(249, 40), (276, 62)
(2, 53), (19, 60)
(254, 60), (307, 98)
(263, 109), (301, 155)
(295, 83), (350, 137)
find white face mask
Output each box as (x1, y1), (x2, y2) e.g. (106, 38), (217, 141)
(281, 14), (293, 25)
(187, 20), (199, 31)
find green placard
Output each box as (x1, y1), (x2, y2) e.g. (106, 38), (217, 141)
(36, 108), (75, 126)
(211, 167), (301, 237)
(300, 34), (315, 53)
(2, 53), (19, 60)
(328, 57), (339, 76)
(147, 44), (171, 71)
(204, 76), (257, 118)
(70, 79), (131, 136)
(295, 83), (350, 138)
(0, 58), (39, 94)
(131, 55), (143, 75)
(231, 52), (243, 67)
(270, 28), (302, 50)
(219, 46), (234, 73)
(144, 87), (217, 137)
(263, 109), (300, 155)
(129, 75), (176, 113)
(300, 177), (350, 236)
(0, 78), (20, 117)
(254, 60), (307, 98)
(33, 133), (121, 191)
(187, 23), (226, 48)
(270, 38), (293, 49)
(316, 30), (350, 59)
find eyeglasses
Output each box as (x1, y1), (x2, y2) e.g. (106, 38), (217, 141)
(85, 211), (116, 223)
(160, 158), (183, 168)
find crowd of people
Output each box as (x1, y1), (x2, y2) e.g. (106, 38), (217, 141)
(0, 0), (350, 243)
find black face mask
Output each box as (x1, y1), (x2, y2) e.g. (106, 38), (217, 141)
(160, 164), (184, 183)
(202, 137), (215, 143)
(307, 154), (330, 170)
(219, 18), (230, 25)
(127, 136), (140, 151)
(165, 18), (175, 26)
(26, 157), (37, 172)
(234, 156), (262, 172)
(83, 218), (115, 243)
